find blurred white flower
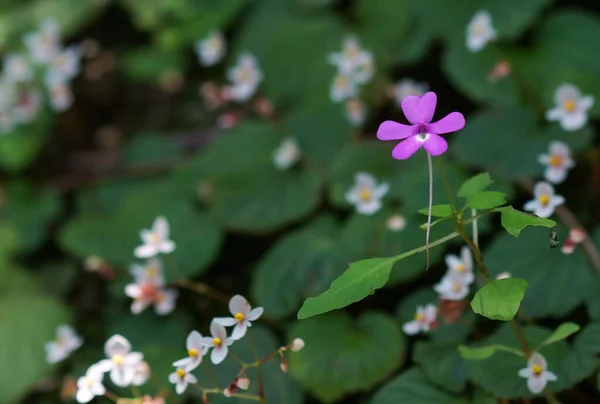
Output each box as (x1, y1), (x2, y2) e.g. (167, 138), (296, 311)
(172, 331), (209, 371)
(330, 73), (357, 102)
(434, 272), (470, 301)
(96, 335), (144, 387)
(47, 80), (74, 112)
(125, 259), (177, 316)
(386, 215), (407, 232)
(546, 84), (594, 132)
(134, 216), (176, 258)
(214, 295), (264, 341)
(169, 367), (197, 395)
(46, 45), (81, 84)
(14, 89), (42, 123)
(45, 324), (83, 364)
(518, 353), (557, 394)
(345, 172), (389, 215)
(132, 361), (151, 386)
(3, 53), (33, 83)
(227, 52), (262, 102)
(523, 181), (564, 218)
(328, 36), (371, 77)
(345, 98), (366, 126)
(130, 258), (164, 284)
(76, 364), (106, 403)
(570, 228), (585, 244)
(291, 338), (305, 352)
(195, 30), (227, 67)
(466, 10), (497, 52)
(392, 78), (428, 105)
(153, 288), (178, 315)
(444, 246), (474, 285)
(24, 19), (61, 63)
(200, 320), (234, 365)
(273, 137), (301, 170)
(352, 51), (375, 85)
(402, 304), (438, 335)
(537, 141), (575, 184)
(237, 377), (250, 390)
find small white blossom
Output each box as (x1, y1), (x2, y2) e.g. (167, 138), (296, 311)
(76, 364), (106, 403)
(444, 246), (474, 285)
(273, 137), (301, 170)
(214, 295), (264, 340)
(96, 335), (144, 387)
(523, 181), (565, 218)
(546, 84), (594, 132)
(45, 324), (83, 364)
(46, 45), (81, 84)
(345, 172), (389, 215)
(24, 19), (61, 63)
(434, 272), (470, 301)
(352, 51), (375, 85)
(330, 73), (357, 102)
(392, 78), (428, 105)
(200, 320), (234, 365)
(328, 36), (371, 77)
(130, 258), (165, 284)
(237, 377), (250, 390)
(132, 361), (151, 386)
(169, 367), (197, 395)
(227, 52), (262, 102)
(14, 89), (42, 123)
(47, 80), (74, 112)
(172, 330), (209, 371)
(3, 54), (33, 83)
(195, 30), (227, 67)
(466, 10), (497, 52)
(537, 141), (575, 184)
(154, 288), (178, 315)
(402, 304), (438, 335)
(134, 216), (176, 258)
(291, 338), (305, 352)
(518, 353), (557, 394)
(345, 98), (366, 126)
(386, 215), (407, 232)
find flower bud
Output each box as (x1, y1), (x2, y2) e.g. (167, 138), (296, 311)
(236, 377), (250, 390)
(223, 388), (232, 397)
(570, 228), (585, 244)
(291, 338), (305, 352)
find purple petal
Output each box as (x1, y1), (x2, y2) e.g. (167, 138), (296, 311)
(391, 136), (423, 160)
(422, 134), (448, 156)
(376, 120), (417, 140)
(425, 112), (465, 134)
(401, 92), (437, 125)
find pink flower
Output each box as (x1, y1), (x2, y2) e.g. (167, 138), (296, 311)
(376, 92), (465, 159)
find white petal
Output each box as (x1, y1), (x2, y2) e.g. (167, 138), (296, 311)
(551, 195), (565, 209)
(210, 320), (228, 339)
(549, 141), (570, 156)
(125, 352), (143, 366)
(533, 182), (555, 199)
(124, 283), (141, 299)
(94, 359), (113, 373)
(199, 337), (215, 346)
(248, 306), (264, 321)
(176, 380), (187, 394)
(528, 352), (548, 369)
(229, 295), (250, 316)
(518, 367), (533, 378)
(57, 324), (75, 340)
(461, 246), (473, 271)
(172, 357), (192, 368)
(424, 304), (438, 322)
(186, 373), (198, 384)
(154, 289), (178, 315)
(154, 216), (170, 238)
(544, 370), (558, 382)
(168, 372), (179, 384)
(211, 345), (228, 364)
(579, 95), (594, 111)
(131, 300), (148, 314)
(158, 240), (176, 254)
(214, 317), (238, 327)
(545, 107), (564, 122)
(356, 200), (382, 215)
(76, 388), (94, 403)
(545, 167), (567, 184)
(527, 375), (547, 394)
(231, 322), (248, 340)
(560, 111), (587, 132)
(187, 330), (204, 350)
(523, 199), (539, 213)
(373, 183), (389, 199)
(134, 244), (157, 259)
(105, 335), (131, 357)
(535, 204), (555, 219)
(554, 84), (580, 104)
(355, 172), (376, 187)
(538, 153), (550, 165)
(402, 320), (422, 335)
(445, 254), (461, 270)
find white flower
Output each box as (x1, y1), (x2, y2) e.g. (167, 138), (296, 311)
(546, 84), (594, 132)
(154, 288), (178, 315)
(392, 78), (428, 105)
(345, 98), (366, 126)
(132, 361), (151, 386)
(3, 54), (33, 83)
(172, 330), (209, 371)
(273, 137), (301, 170)
(195, 30), (227, 67)
(200, 320), (234, 364)
(214, 295), (264, 340)
(466, 10), (497, 52)
(444, 246), (474, 285)
(352, 51), (375, 85)
(518, 353), (557, 394)
(330, 73), (357, 102)
(345, 172), (389, 215)
(402, 304), (438, 335)
(169, 367), (197, 395)
(328, 36), (371, 77)
(45, 324), (83, 364)
(434, 272), (470, 301)
(14, 89), (42, 123)
(76, 364), (106, 403)
(46, 45), (81, 84)
(96, 335), (144, 387)
(386, 215), (407, 232)
(134, 216), (176, 258)
(523, 182), (565, 218)
(47, 80), (74, 112)
(227, 52), (262, 102)
(496, 272), (511, 280)
(537, 141), (575, 184)
(124, 281), (177, 315)
(130, 258), (165, 284)
(24, 19), (61, 63)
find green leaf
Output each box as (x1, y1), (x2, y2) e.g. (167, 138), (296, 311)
(413, 341), (470, 393)
(539, 323), (581, 348)
(120, 47), (184, 82)
(418, 204), (454, 217)
(369, 368), (468, 404)
(0, 293), (69, 403)
(497, 206), (556, 237)
(457, 173), (494, 198)
(289, 311), (405, 403)
(470, 278), (528, 321)
(123, 134), (180, 166)
(466, 191), (507, 210)
(458, 344), (524, 360)
(0, 110), (54, 171)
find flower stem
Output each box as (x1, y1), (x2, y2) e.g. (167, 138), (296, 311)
(425, 153), (434, 270)
(176, 279), (230, 303)
(201, 361), (220, 388)
(248, 330), (266, 404)
(471, 208), (479, 248)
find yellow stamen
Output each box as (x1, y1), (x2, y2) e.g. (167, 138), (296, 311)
(549, 155), (562, 167)
(532, 364), (543, 376)
(359, 188), (371, 201)
(563, 100), (576, 112)
(112, 354), (124, 366)
(86, 377), (94, 387)
(176, 369), (186, 378)
(539, 194), (550, 206)
(213, 337), (222, 346)
(414, 312), (425, 322)
(453, 282), (462, 293)
(456, 263), (466, 272)
(234, 312), (244, 321)
(148, 232), (161, 243)
(146, 266), (159, 278)
(188, 348), (198, 358)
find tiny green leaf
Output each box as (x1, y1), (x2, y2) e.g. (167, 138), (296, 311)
(419, 216), (452, 230)
(418, 204), (454, 217)
(471, 278), (528, 321)
(458, 345), (496, 360)
(458, 173), (494, 198)
(466, 191), (507, 210)
(497, 206), (556, 237)
(539, 322), (581, 348)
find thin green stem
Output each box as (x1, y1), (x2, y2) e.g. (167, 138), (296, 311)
(201, 361), (220, 388)
(425, 153), (434, 270)
(248, 331), (266, 404)
(471, 208), (479, 248)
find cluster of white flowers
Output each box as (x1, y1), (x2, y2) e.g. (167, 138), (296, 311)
(0, 19), (81, 133)
(75, 335), (150, 403)
(169, 294), (264, 394)
(466, 10), (497, 52)
(328, 36), (374, 126)
(45, 324), (83, 364)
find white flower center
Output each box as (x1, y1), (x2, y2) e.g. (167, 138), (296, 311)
(416, 133), (430, 142)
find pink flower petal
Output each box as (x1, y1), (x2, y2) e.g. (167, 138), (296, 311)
(391, 136), (423, 160)
(425, 112), (465, 134)
(376, 120), (417, 140)
(422, 134), (448, 156)
(401, 92), (437, 125)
